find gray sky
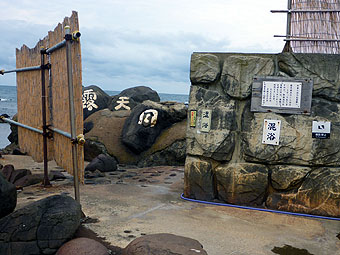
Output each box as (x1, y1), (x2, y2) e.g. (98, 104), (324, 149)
(0, 0), (287, 94)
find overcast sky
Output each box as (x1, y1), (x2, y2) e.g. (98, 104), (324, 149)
(0, 0), (287, 94)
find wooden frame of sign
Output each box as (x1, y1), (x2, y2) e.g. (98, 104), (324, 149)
(250, 76), (313, 115)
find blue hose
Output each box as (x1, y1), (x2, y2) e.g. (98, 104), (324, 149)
(180, 193), (340, 221)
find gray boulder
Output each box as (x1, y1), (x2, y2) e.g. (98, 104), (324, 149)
(0, 195), (81, 255)
(108, 86), (160, 111)
(56, 237), (110, 255)
(0, 172), (17, 219)
(122, 233), (208, 255)
(85, 154), (118, 173)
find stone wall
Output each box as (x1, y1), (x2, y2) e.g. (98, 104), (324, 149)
(184, 52), (340, 217)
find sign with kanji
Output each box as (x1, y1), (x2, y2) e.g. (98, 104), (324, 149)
(115, 96), (131, 110)
(262, 81), (302, 108)
(190, 110), (197, 127)
(262, 119), (281, 145)
(201, 109), (211, 132)
(83, 89), (98, 111)
(312, 121), (331, 139)
(138, 109), (158, 127)
(251, 76), (313, 115)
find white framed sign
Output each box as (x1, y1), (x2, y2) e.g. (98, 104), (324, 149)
(262, 119), (281, 145)
(251, 76), (313, 115)
(312, 121), (331, 139)
(262, 81), (302, 108)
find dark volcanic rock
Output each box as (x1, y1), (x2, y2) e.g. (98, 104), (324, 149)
(7, 114), (18, 144)
(56, 237), (110, 255)
(122, 101), (187, 154)
(108, 86), (160, 111)
(122, 233), (208, 255)
(138, 140), (186, 168)
(0, 173), (17, 219)
(0, 195), (82, 255)
(85, 154), (118, 173)
(13, 174), (44, 187)
(83, 85), (111, 120)
(83, 121), (94, 134)
(1, 165), (14, 181)
(9, 169), (32, 184)
(84, 139), (109, 162)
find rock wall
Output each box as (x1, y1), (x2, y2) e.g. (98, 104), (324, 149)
(184, 52), (340, 217)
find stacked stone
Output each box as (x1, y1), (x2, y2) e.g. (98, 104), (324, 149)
(185, 52), (340, 217)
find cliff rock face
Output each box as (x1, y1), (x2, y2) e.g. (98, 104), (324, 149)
(185, 52), (340, 217)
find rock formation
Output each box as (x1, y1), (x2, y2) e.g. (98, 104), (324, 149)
(185, 52), (340, 217)
(122, 233), (208, 255)
(83, 85), (111, 120)
(85, 99), (187, 167)
(0, 195), (81, 255)
(0, 172), (17, 219)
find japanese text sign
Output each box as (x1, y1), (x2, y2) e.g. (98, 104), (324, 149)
(201, 109), (211, 133)
(312, 121), (331, 139)
(262, 119), (281, 145)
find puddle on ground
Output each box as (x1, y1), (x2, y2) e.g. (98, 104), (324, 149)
(272, 245), (314, 255)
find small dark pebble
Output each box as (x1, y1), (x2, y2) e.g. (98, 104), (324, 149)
(164, 182), (173, 184)
(124, 174), (134, 178)
(124, 230), (132, 233)
(132, 177), (139, 180)
(139, 179), (147, 182)
(141, 185), (148, 187)
(128, 235), (136, 238)
(23, 192), (34, 195)
(85, 180), (95, 185)
(141, 233), (146, 236)
(150, 173), (161, 177)
(26, 197), (36, 200)
(169, 173), (177, 177)
(147, 180), (159, 183)
(117, 169), (127, 172)
(109, 172), (119, 176)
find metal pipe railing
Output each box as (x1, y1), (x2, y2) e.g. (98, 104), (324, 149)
(46, 40), (66, 55)
(40, 48), (51, 187)
(0, 117), (43, 134)
(48, 127), (72, 139)
(65, 25), (80, 202)
(0, 65), (41, 75)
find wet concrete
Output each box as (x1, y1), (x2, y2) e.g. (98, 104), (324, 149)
(2, 155), (340, 255)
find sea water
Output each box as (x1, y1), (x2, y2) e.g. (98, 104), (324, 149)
(0, 85), (189, 149)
